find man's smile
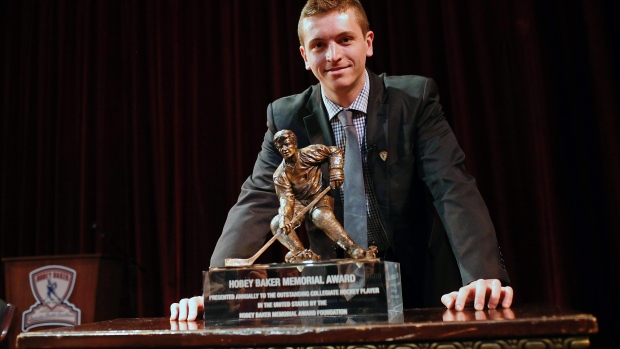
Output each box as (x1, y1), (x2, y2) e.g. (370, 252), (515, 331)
(326, 65), (349, 73)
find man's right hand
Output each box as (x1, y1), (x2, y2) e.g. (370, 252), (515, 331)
(170, 296), (204, 321)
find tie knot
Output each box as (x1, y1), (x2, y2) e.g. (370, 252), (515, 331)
(337, 109), (354, 127)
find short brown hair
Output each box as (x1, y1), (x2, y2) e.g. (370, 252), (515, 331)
(297, 0), (370, 46)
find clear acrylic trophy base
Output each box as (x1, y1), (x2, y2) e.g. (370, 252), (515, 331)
(203, 260), (403, 326)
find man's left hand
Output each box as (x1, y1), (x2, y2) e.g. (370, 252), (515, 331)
(441, 279), (513, 311)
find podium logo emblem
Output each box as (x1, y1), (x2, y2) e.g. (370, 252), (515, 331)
(22, 265), (81, 332)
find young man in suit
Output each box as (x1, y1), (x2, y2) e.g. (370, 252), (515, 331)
(171, 0), (513, 321)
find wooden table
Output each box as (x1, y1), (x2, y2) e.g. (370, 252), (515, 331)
(16, 305), (597, 349)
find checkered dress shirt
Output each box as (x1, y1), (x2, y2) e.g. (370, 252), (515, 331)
(321, 71), (390, 251)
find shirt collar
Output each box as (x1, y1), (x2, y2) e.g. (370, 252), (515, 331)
(321, 70), (370, 120)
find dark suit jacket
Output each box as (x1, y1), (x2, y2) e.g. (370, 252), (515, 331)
(211, 71), (509, 307)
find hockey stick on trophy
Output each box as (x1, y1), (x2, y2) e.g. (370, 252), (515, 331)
(224, 186), (331, 267)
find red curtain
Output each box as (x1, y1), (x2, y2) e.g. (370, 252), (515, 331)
(1, 0), (618, 345)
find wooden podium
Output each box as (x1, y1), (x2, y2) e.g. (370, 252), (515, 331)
(2, 254), (130, 349)
(15, 306), (598, 349)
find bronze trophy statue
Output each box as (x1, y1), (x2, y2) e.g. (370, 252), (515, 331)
(225, 130), (377, 267)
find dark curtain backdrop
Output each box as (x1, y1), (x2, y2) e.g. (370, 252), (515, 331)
(1, 0), (618, 345)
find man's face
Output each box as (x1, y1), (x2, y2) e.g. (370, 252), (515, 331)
(276, 137), (297, 159)
(299, 9), (374, 101)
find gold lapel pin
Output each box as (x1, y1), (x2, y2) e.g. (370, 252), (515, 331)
(379, 151), (388, 161)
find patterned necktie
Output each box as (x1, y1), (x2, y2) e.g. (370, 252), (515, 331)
(337, 109), (368, 248)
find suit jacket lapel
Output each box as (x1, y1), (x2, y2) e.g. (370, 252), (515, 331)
(366, 71), (392, 239)
(366, 71), (389, 160)
(303, 84), (335, 147)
